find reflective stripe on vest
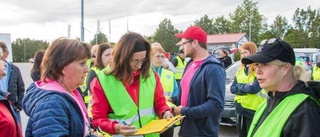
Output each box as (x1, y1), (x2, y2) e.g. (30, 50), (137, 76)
(248, 94), (309, 137)
(234, 67), (266, 111)
(174, 56), (186, 80)
(313, 65), (320, 80)
(160, 69), (174, 97)
(79, 59), (93, 104)
(97, 67), (159, 137)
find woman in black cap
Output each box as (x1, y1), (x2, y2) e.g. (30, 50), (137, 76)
(242, 38), (320, 137)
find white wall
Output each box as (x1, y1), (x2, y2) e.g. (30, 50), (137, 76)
(0, 33), (13, 62)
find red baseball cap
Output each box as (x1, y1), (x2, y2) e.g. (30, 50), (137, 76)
(175, 26), (207, 44)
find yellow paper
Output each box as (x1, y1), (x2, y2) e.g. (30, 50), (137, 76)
(134, 115), (184, 135)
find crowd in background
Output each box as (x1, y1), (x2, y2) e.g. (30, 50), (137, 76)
(1, 25), (320, 137)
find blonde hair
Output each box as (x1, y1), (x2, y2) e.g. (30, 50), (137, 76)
(151, 46), (166, 57)
(272, 60), (308, 82)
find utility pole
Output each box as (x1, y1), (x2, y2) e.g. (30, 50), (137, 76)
(249, 8), (252, 42)
(80, 0), (84, 41)
(96, 20), (100, 45)
(24, 42), (26, 62)
(248, 2), (258, 42)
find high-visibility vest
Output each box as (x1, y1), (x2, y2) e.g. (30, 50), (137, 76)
(248, 94), (311, 137)
(159, 69), (174, 98)
(234, 67), (267, 111)
(174, 56), (186, 80)
(97, 67), (159, 137)
(80, 59), (93, 104)
(313, 65), (320, 80)
(87, 66), (100, 118)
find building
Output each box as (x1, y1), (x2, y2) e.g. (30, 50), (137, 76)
(0, 33), (13, 62)
(176, 33), (248, 52)
(206, 33), (248, 52)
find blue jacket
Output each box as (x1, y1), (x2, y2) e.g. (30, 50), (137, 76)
(23, 82), (87, 137)
(5, 62), (25, 110)
(174, 55), (226, 137)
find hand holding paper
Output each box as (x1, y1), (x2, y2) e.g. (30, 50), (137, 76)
(116, 122), (138, 136)
(134, 115), (184, 135)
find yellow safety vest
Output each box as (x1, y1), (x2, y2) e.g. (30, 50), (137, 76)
(313, 65), (320, 80)
(80, 59), (93, 104)
(234, 67), (267, 111)
(248, 94), (311, 137)
(97, 67), (159, 137)
(174, 56), (186, 80)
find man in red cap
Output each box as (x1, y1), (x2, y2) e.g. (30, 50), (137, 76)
(172, 26), (226, 137)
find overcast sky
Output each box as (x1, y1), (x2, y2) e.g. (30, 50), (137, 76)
(0, 0), (319, 43)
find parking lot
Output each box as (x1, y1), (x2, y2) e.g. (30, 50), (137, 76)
(16, 62), (237, 137)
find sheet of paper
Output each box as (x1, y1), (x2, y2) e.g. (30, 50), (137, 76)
(134, 115), (184, 135)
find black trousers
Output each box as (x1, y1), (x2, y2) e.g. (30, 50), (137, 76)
(160, 126), (174, 137)
(236, 115), (252, 137)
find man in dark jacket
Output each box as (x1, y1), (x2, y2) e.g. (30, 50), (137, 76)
(0, 51), (22, 137)
(0, 42), (25, 125)
(172, 26), (225, 137)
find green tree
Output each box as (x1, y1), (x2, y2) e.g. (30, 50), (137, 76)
(284, 27), (303, 48)
(270, 15), (289, 39)
(12, 38), (49, 62)
(194, 15), (216, 34)
(288, 7), (320, 48)
(90, 33), (108, 45)
(153, 18), (180, 54)
(213, 16), (232, 34)
(229, 0), (266, 43)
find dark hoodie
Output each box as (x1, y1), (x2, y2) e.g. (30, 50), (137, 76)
(251, 81), (320, 137)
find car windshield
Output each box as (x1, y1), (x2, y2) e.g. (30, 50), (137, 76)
(226, 61), (241, 79)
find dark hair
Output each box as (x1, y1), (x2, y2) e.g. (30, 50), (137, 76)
(41, 37), (91, 81)
(187, 38), (207, 50)
(317, 62), (320, 68)
(0, 42), (8, 52)
(30, 50), (45, 75)
(93, 43), (112, 69)
(108, 32), (151, 84)
(221, 49), (229, 56)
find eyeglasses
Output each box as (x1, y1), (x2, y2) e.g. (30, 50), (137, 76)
(260, 38), (290, 53)
(181, 40), (194, 46)
(130, 58), (147, 65)
(155, 55), (165, 59)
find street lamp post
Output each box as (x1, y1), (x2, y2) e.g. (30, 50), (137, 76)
(249, 9), (252, 42)
(24, 43), (26, 62)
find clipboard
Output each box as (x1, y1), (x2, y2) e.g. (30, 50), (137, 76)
(134, 115), (184, 135)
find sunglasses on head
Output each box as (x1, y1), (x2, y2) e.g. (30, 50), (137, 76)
(259, 38), (290, 53)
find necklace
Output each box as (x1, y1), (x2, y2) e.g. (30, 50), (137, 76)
(58, 81), (73, 95)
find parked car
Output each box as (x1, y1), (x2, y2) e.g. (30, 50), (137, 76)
(220, 61), (240, 126)
(29, 58), (34, 63)
(212, 47), (236, 64)
(220, 57), (311, 126)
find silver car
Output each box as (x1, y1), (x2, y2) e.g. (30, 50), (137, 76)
(220, 61), (240, 126)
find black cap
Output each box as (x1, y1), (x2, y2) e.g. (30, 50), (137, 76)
(241, 38), (295, 65)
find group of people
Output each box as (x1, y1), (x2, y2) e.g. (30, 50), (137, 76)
(0, 41), (25, 137)
(1, 25), (320, 137)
